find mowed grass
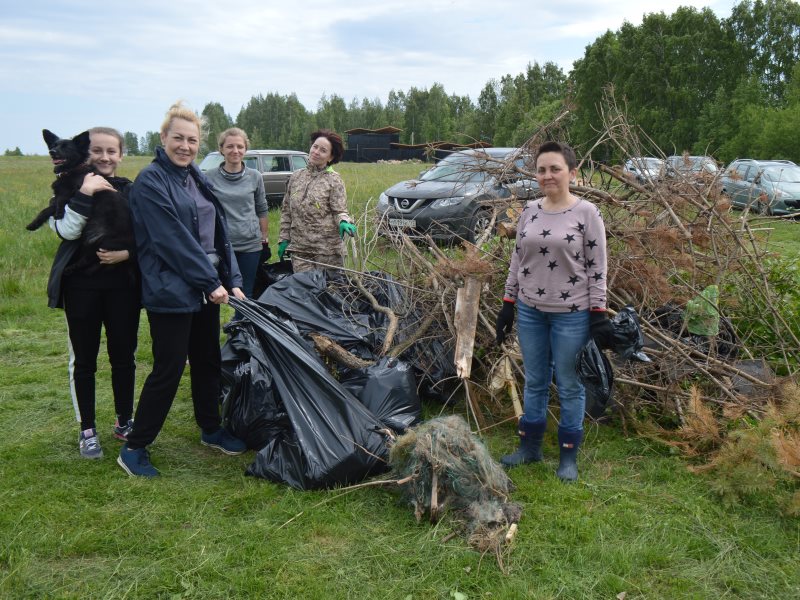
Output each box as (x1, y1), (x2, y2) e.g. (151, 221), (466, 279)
(1, 155), (799, 599)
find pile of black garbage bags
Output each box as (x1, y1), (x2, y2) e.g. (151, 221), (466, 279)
(221, 269), (455, 490)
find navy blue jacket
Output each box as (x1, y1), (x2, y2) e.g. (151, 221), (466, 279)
(130, 147), (242, 313)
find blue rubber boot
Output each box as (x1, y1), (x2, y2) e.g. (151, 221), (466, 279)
(556, 428), (583, 482)
(501, 419), (546, 467)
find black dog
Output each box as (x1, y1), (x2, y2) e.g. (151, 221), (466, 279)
(27, 129), (92, 231)
(27, 129), (135, 273)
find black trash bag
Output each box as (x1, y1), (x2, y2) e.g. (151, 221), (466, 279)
(220, 321), (291, 451)
(611, 305), (651, 362)
(576, 338), (614, 418)
(257, 269), (457, 401)
(338, 357), (422, 434)
(253, 258), (293, 299)
(225, 297), (391, 490)
(649, 302), (739, 360)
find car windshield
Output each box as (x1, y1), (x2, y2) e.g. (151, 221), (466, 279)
(763, 165), (800, 183)
(629, 158), (662, 171)
(420, 154), (499, 183)
(198, 153), (224, 171)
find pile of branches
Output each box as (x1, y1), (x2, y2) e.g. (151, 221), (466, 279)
(339, 93), (800, 509)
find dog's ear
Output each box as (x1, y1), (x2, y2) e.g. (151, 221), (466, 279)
(42, 129), (59, 149)
(73, 131), (91, 155)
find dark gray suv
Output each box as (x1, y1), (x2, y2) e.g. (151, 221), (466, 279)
(720, 159), (800, 215)
(376, 148), (537, 243)
(199, 149), (309, 208)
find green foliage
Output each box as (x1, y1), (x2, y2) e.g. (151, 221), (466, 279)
(4, 146), (23, 156)
(201, 101), (234, 155)
(123, 131), (139, 156)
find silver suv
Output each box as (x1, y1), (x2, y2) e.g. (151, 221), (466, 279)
(199, 149), (309, 208)
(720, 159), (800, 216)
(377, 148), (537, 243)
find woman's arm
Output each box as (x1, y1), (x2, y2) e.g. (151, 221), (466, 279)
(327, 173), (352, 224)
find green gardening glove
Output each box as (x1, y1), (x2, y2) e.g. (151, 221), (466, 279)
(339, 221), (357, 238)
(278, 240), (289, 260)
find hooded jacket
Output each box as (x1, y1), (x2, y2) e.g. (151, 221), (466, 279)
(129, 147), (242, 313)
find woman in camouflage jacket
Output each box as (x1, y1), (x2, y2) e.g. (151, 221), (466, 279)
(278, 129), (356, 273)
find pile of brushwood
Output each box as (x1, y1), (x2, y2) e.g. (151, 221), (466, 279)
(344, 95), (800, 514)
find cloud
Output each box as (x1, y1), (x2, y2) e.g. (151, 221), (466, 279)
(1, 0), (739, 153)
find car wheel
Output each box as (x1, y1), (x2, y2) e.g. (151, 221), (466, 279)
(466, 209), (492, 244)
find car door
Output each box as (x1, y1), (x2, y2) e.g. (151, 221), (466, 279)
(727, 163), (752, 208)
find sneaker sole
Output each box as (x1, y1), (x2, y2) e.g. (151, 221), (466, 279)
(113, 432), (129, 441)
(200, 440), (245, 456)
(80, 450), (104, 459)
(116, 455), (158, 478)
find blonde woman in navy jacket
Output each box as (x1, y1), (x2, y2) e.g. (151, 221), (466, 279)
(118, 102), (246, 478)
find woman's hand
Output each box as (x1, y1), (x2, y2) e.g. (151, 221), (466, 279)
(589, 311), (615, 350)
(232, 287), (246, 300)
(495, 300), (516, 344)
(208, 286), (229, 304)
(79, 173), (115, 196)
(97, 249), (129, 264)
(339, 221), (357, 238)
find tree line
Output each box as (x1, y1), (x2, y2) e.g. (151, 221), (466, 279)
(118, 0), (798, 165)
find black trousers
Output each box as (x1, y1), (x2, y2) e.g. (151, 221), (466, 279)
(63, 286), (140, 431)
(126, 303), (222, 449)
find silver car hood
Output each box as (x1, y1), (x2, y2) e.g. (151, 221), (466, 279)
(384, 179), (483, 200)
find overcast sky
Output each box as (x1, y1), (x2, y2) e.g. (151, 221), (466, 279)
(2, 0), (739, 154)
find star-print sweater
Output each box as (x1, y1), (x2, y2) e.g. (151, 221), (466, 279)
(503, 197), (607, 312)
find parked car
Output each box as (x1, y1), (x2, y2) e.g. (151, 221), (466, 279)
(720, 159), (800, 216)
(665, 154), (719, 179)
(376, 148), (538, 243)
(199, 149), (309, 208)
(623, 157), (665, 185)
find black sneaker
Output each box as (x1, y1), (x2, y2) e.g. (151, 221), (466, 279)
(200, 428), (246, 455)
(117, 443), (159, 477)
(113, 418), (134, 441)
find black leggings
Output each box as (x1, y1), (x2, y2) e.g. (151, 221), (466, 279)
(126, 303), (222, 449)
(63, 286), (140, 431)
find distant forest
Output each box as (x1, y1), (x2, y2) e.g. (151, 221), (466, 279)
(124, 0), (799, 164)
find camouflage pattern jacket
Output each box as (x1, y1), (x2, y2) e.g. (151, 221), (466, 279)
(279, 164), (352, 256)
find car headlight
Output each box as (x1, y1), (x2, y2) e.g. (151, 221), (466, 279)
(431, 196), (464, 208)
(377, 192), (389, 211)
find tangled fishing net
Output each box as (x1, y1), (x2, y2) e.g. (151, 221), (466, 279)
(389, 415), (522, 557)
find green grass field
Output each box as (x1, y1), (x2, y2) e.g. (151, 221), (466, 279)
(1, 156), (798, 599)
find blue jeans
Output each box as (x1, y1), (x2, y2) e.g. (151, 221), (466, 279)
(517, 301), (589, 432)
(234, 250), (261, 298)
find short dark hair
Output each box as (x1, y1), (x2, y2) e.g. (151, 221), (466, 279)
(535, 141), (577, 171)
(310, 129), (344, 165)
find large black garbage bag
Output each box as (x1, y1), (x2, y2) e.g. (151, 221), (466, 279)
(576, 338), (615, 418)
(220, 321), (291, 451)
(339, 357), (422, 434)
(252, 258), (293, 299)
(611, 305), (651, 362)
(225, 297), (391, 490)
(257, 270), (457, 400)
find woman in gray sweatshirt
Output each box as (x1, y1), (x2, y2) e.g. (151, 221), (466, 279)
(205, 127), (268, 299)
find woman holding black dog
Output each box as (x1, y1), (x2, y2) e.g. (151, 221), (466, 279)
(118, 101), (246, 478)
(278, 129), (356, 273)
(48, 127), (140, 460)
(495, 141), (613, 482)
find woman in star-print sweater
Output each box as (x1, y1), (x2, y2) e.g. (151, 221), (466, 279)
(495, 141), (614, 482)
